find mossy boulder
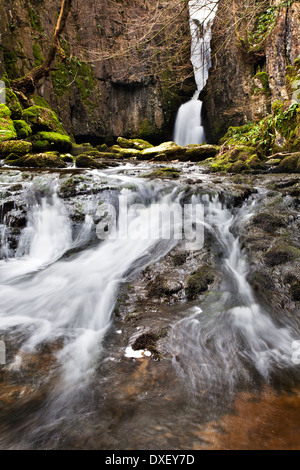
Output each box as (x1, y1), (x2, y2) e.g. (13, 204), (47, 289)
(75, 155), (107, 169)
(0, 105), (17, 142)
(96, 143), (108, 152)
(108, 145), (141, 158)
(276, 154), (300, 173)
(5, 89), (22, 119)
(13, 120), (32, 139)
(145, 166), (181, 179)
(0, 140), (32, 158)
(23, 106), (67, 134)
(183, 144), (220, 162)
(32, 132), (72, 153)
(5, 152), (66, 168)
(186, 265), (215, 300)
(71, 143), (95, 156)
(141, 141), (183, 160)
(208, 146), (265, 173)
(117, 137), (153, 150)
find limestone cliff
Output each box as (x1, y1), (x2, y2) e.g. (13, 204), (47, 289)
(0, 0), (194, 143)
(202, 0), (300, 143)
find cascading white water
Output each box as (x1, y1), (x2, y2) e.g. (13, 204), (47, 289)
(169, 194), (297, 401)
(0, 175), (185, 396)
(173, 0), (217, 146)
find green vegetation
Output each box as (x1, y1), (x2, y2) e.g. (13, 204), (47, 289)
(32, 131), (72, 152)
(13, 120), (32, 139)
(0, 105), (17, 142)
(0, 140), (32, 157)
(146, 167), (181, 179)
(23, 105), (67, 134)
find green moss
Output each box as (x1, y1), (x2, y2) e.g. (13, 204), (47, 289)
(0, 104), (11, 119)
(2, 48), (19, 79)
(252, 72), (271, 99)
(23, 106), (67, 134)
(137, 119), (156, 139)
(277, 154), (300, 173)
(32, 96), (51, 109)
(146, 167), (181, 179)
(32, 132), (72, 152)
(5, 89), (22, 119)
(13, 120), (32, 139)
(0, 105), (17, 143)
(33, 43), (44, 67)
(0, 140), (32, 158)
(8, 152), (66, 169)
(117, 137), (153, 150)
(75, 154), (107, 169)
(186, 265), (215, 300)
(28, 7), (43, 33)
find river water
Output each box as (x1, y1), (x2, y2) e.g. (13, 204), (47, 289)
(0, 164), (299, 449)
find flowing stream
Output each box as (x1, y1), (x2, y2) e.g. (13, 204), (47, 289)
(0, 165), (299, 449)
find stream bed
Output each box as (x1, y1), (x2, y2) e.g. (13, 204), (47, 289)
(0, 162), (300, 450)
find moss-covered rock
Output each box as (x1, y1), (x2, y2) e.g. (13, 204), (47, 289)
(23, 106), (67, 134)
(13, 120), (32, 139)
(0, 140), (32, 158)
(0, 104), (17, 142)
(75, 155), (107, 169)
(183, 144), (220, 161)
(145, 166), (181, 179)
(5, 89), (23, 120)
(141, 141), (184, 160)
(58, 177), (80, 198)
(276, 154), (300, 173)
(96, 143), (108, 152)
(71, 142), (95, 156)
(186, 265), (215, 300)
(6, 152), (67, 168)
(32, 132), (72, 153)
(108, 145), (141, 158)
(207, 145), (265, 173)
(117, 137), (153, 150)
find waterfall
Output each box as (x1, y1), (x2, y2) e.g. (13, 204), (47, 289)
(173, 0), (217, 146)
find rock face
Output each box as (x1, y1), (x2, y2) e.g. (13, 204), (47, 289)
(202, 0), (300, 143)
(0, 0), (194, 142)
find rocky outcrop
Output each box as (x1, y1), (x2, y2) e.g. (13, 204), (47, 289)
(0, 0), (194, 142)
(202, 0), (300, 143)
